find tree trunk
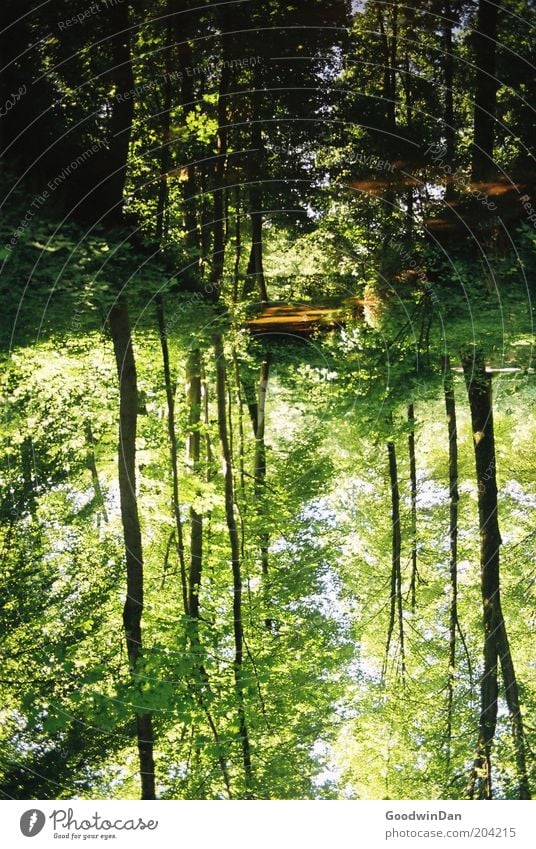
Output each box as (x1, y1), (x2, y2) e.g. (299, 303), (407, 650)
(108, 298), (155, 800)
(471, 0), (501, 181)
(182, 349), (232, 796)
(443, 356), (459, 767)
(407, 404), (418, 611)
(462, 348), (530, 800)
(384, 440), (405, 676)
(102, 5), (155, 795)
(214, 335), (254, 797)
(156, 297), (188, 615)
(186, 349), (203, 620)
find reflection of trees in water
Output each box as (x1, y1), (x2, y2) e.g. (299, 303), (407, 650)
(0, 0), (534, 802)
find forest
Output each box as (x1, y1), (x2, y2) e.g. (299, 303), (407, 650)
(0, 0), (534, 801)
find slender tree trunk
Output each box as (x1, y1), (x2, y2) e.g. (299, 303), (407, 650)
(443, 356), (459, 767)
(214, 335), (254, 797)
(384, 440), (405, 676)
(471, 0), (501, 181)
(108, 298), (155, 800)
(407, 404), (418, 611)
(156, 297), (188, 615)
(183, 350), (232, 796)
(186, 349), (203, 619)
(462, 349), (530, 800)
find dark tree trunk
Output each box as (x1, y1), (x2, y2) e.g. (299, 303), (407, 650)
(462, 349), (530, 800)
(407, 404), (418, 611)
(108, 298), (155, 800)
(471, 0), (501, 181)
(214, 335), (254, 797)
(156, 298), (188, 615)
(384, 440), (405, 676)
(186, 349), (203, 620)
(183, 352), (232, 796)
(443, 356), (459, 767)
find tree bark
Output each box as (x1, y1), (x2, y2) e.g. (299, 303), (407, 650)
(108, 298), (155, 800)
(462, 348), (530, 800)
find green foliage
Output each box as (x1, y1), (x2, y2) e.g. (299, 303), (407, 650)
(0, 0), (534, 802)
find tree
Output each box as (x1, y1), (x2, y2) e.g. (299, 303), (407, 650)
(462, 348), (530, 800)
